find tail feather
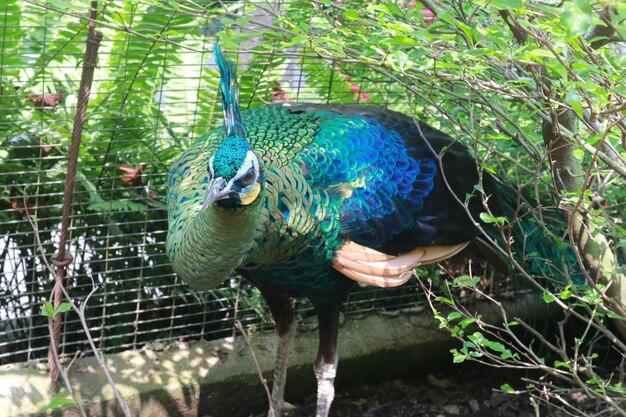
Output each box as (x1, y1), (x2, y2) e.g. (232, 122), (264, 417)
(486, 179), (582, 286)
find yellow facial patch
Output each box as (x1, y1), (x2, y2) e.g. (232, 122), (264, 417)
(240, 182), (261, 205)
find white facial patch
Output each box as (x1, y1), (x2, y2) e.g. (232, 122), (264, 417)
(226, 150), (259, 196)
(208, 155), (215, 178)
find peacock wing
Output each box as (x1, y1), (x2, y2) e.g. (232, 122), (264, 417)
(332, 240), (469, 287)
(289, 105), (483, 287)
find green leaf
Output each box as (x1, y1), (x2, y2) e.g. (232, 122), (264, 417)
(450, 325), (463, 337)
(570, 101), (584, 117)
(40, 301), (72, 317)
(500, 383), (515, 393)
(585, 133), (605, 145)
(524, 48), (555, 59)
(543, 293), (556, 303)
(492, 0), (523, 9)
(41, 396), (77, 412)
(389, 35), (418, 47)
(459, 317), (476, 329)
(344, 9), (359, 20)
(468, 332), (487, 345)
(560, 286), (572, 300)
(451, 349), (467, 363)
(387, 50), (413, 72)
(561, 0), (593, 37)
(452, 354), (466, 363)
(454, 274), (481, 287)
(435, 296), (455, 306)
(56, 302), (72, 314)
(572, 149), (585, 160)
(447, 311), (462, 321)
(480, 212), (508, 224)
(87, 201), (147, 212)
(291, 35), (309, 45)
(482, 164), (496, 174)
(76, 171), (105, 204)
(40, 302), (55, 318)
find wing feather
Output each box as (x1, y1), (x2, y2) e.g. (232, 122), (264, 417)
(333, 240), (469, 287)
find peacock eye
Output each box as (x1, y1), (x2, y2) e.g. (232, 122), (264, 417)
(242, 168), (255, 185)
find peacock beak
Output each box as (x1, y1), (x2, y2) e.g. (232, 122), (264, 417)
(202, 177), (232, 209)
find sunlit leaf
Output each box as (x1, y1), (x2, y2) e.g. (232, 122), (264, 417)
(492, 0), (523, 9)
(561, 0), (593, 37)
(41, 396), (77, 412)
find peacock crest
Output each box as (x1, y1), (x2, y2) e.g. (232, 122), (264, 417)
(211, 42), (252, 181)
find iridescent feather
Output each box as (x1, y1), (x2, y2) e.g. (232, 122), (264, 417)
(166, 47), (579, 417)
(214, 42), (246, 139)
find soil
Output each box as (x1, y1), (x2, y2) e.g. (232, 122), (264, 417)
(280, 364), (539, 417)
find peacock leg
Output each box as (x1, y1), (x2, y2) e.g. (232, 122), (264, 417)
(262, 291), (297, 417)
(313, 304), (340, 417)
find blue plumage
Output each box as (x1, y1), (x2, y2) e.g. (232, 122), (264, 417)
(166, 49), (576, 417)
(296, 112), (438, 248)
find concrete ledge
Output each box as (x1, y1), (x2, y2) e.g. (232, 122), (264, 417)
(1, 295), (547, 417)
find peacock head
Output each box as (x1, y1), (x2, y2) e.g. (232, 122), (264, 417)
(202, 41), (263, 210)
(203, 135), (262, 209)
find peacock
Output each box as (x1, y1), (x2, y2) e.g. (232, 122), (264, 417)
(166, 44), (567, 417)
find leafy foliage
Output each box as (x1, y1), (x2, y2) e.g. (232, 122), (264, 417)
(1, 0), (625, 414)
(0, 0), (249, 364)
(211, 0), (626, 414)
(0, 0), (424, 366)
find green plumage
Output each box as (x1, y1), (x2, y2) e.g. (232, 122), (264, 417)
(166, 103), (578, 298)
(167, 106), (335, 293)
(165, 48), (580, 417)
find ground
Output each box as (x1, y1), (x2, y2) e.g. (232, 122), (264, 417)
(257, 364), (540, 417)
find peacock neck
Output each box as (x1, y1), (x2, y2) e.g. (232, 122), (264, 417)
(170, 203), (260, 291)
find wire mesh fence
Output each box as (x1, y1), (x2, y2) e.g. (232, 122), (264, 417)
(0, 0), (427, 366)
